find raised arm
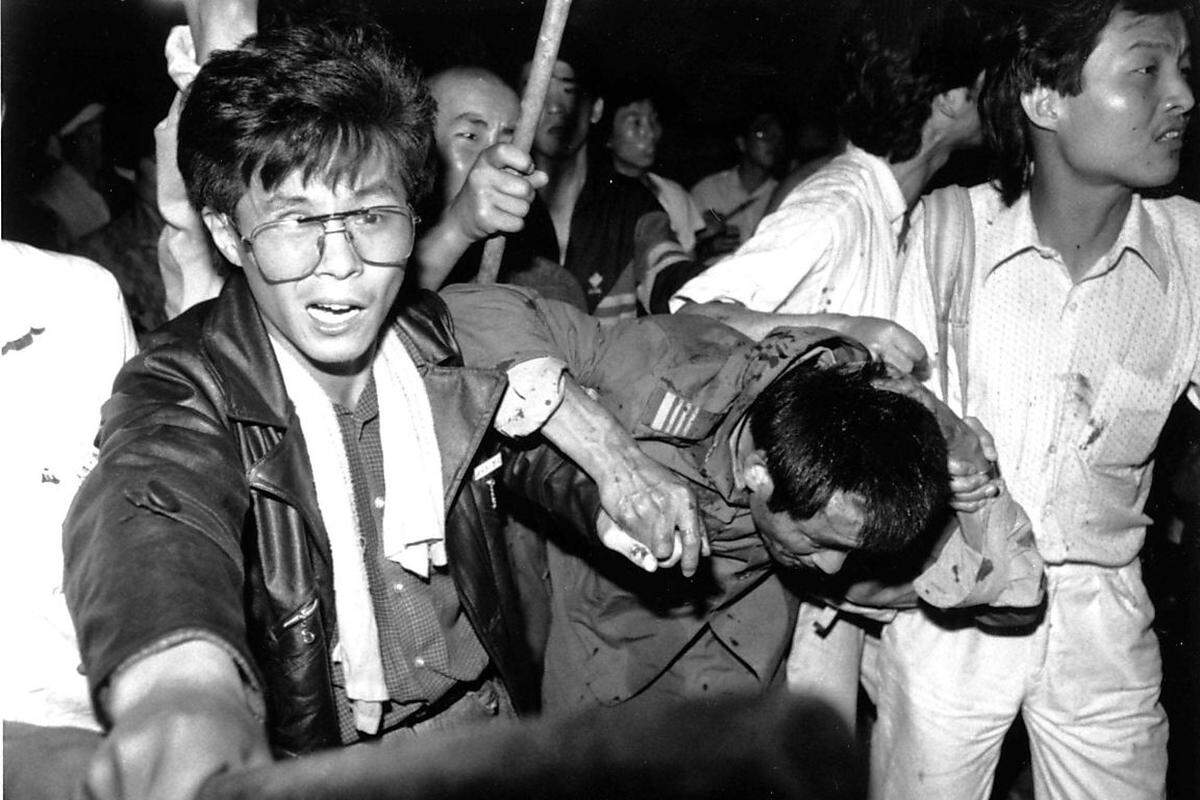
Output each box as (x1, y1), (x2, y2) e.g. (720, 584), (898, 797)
(415, 144), (548, 290)
(157, 0), (257, 318)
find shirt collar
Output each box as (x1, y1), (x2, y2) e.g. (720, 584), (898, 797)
(987, 191), (1170, 291)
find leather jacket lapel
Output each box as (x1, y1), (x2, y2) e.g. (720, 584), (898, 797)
(422, 365), (507, 510)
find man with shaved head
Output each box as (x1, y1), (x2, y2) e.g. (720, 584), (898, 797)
(416, 66), (582, 307)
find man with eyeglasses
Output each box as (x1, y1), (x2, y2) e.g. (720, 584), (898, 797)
(61, 22), (707, 800)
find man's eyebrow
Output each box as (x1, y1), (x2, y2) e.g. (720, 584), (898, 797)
(350, 178), (402, 199)
(260, 192), (311, 212)
(1125, 37), (1184, 55)
(450, 112), (488, 125)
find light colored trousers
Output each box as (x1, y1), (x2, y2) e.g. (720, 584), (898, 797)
(870, 561), (1167, 800)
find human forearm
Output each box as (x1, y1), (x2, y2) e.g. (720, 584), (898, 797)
(540, 380), (708, 575)
(414, 220), (476, 290)
(673, 301), (835, 339)
(106, 639), (252, 723)
(86, 640), (271, 800)
(676, 302), (927, 374)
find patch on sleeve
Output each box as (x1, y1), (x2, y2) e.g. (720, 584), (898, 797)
(642, 386), (716, 440)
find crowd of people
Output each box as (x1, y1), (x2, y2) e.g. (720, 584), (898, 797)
(2, 0), (1198, 798)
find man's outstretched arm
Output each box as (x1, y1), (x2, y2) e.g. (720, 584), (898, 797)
(442, 284), (709, 576)
(83, 641), (271, 800)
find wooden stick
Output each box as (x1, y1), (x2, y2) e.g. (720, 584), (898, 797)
(475, 0), (573, 284)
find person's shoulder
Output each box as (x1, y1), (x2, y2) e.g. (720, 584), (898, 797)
(2, 240), (126, 322)
(1138, 194), (1200, 301)
(690, 168), (733, 194)
(1140, 193), (1200, 236)
(3, 239), (116, 289)
(393, 288), (458, 358)
(757, 156), (882, 232)
(647, 172), (688, 198)
(946, 181), (1005, 225)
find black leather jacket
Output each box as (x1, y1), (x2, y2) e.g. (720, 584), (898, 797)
(64, 273), (595, 753)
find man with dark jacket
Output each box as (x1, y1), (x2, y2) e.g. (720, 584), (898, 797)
(62, 23), (704, 800)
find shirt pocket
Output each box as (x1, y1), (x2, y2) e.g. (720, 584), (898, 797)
(1080, 363), (1179, 471)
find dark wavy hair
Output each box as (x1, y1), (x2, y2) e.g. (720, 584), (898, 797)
(983, 0), (1195, 206)
(747, 360), (949, 556)
(837, 0), (997, 163)
(178, 23), (435, 217)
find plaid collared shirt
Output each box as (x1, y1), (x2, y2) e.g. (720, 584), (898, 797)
(330, 376), (488, 743)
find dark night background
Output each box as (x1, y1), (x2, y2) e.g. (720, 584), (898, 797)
(1, 1), (1198, 797)
(2, 0), (1196, 205)
(0, 0), (859, 210)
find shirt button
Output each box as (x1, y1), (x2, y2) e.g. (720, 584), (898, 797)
(1048, 444), (1057, 454)
(393, 582), (404, 592)
(414, 656), (426, 668)
(373, 496), (385, 510)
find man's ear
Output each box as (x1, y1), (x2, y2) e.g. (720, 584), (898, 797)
(1019, 84), (1061, 132)
(824, 491), (867, 540)
(741, 449), (776, 498)
(202, 208), (246, 268)
(734, 134), (747, 155)
(590, 97), (604, 125)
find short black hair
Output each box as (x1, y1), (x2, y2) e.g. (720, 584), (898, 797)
(595, 79), (663, 143)
(178, 23), (435, 217)
(837, 0), (997, 163)
(982, 0), (1195, 205)
(747, 360), (949, 556)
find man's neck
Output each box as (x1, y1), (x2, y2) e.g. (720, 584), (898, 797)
(537, 145), (589, 259)
(279, 336), (376, 408)
(1028, 162), (1133, 282)
(887, 124), (961, 209)
(736, 161), (771, 196)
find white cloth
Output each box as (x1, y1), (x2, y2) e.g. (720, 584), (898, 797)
(688, 166), (778, 249)
(1, 241), (137, 729)
(873, 185), (1200, 799)
(873, 562), (1167, 800)
(674, 146), (906, 315)
(268, 330), (445, 734)
(647, 172), (705, 253)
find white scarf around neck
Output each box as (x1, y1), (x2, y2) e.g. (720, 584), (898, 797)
(269, 328), (444, 734)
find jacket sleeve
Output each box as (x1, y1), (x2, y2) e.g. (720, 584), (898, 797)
(499, 438), (604, 547)
(63, 345), (259, 720)
(439, 283), (612, 379)
(912, 492), (1046, 611)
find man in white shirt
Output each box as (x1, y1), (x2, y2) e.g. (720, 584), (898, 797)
(674, 1), (991, 326)
(872, 2), (1198, 798)
(689, 110), (785, 262)
(2, 240), (137, 797)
